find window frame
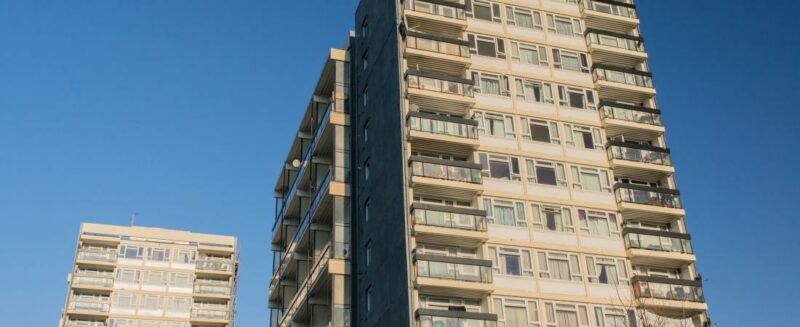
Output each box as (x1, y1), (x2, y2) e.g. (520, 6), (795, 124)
(480, 153), (521, 181)
(543, 302), (591, 327)
(578, 209), (620, 239)
(570, 165), (612, 193)
(585, 255), (630, 285)
(525, 159), (567, 187)
(488, 246), (534, 277)
(510, 41), (548, 66)
(468, 33), (507, 59)
(514, 77), (554, 104)
(520, 117), (560, 144)
(552, 48), (590, 73)
(546, 13), (582, 37)
(469, 0), (503, 23)
(530, 203), (575, 234)
(537, 251), (583, 282)
(558, 86), (597, 110)
(493, 297), (542, 327)
(483, 198), (527, 227)
(474, 110), (515, 138)
(505, 6), (543, 30)
(472, 71), (510, 97)
(563, 123), (602, 149)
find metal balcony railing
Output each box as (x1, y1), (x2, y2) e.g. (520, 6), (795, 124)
(406, 31), (470, 57)
(593, 64), (653, 88)
(77, 248), (117, 262)
(416, 309), (498, 327)
(404, 0), (467, 20)
(415, 253), (493, 283)
(408, 111), (478, 139)
(606, 141), (672, 166)
(624, 227), (692, 254)
(406, 69), (474, 97)
(409, 156), (482, 184)
(633, 275), (705, 303)
(585, 28), (644, 52)
(614, 183), (681, 209)
(600, 100), (662, 126)
(411, 203), (487, 232)
(581, 0), (637, 19)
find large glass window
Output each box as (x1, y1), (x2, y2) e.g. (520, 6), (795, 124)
(142, 271), (167, 286)
(537, 251), (582, 281)
(118, 245), (143, 260)
(531, 204), (574, 233)
(488, 246), (534, 276)
(471, 0), (502, 22)
(494, 298), (541, 327)
(558, 86), (596, 110)
(543, 303), (590, 327)
(564, 124), (602, 149)
(147, 247), (170, 262)
(468, 34), (506, 59)
(169, 272), (193, 288)
(116, 269), (140, 284)
(546, 14), (582, 37)
(112, 293), (137, 308)
(480, 154), (521, 181)
(525, 159), (567, 187)
(473, 71), (510, 96)
(506, 6), (542, 30)
(515, 78), (554, 104)
(521, 118), (560, 144)
(511, 41), (548, 65)
(474, 111), (515, 138)
(484, 198), (526, 227)
(552, 49), (589, 73)
(585, 256), (629, 285)
(578, 209), (620, 238)
(571, 166), (612, 192)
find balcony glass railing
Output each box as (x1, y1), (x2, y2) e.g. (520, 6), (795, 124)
(192, 308), (230, 320)
(624, 228), (692, 254)
(407, 70), (474, 97)
(69, 300), (110, 312)
(194, 283), (232, 295)
(73, 275), (114, 288)
(633, 276), (705, 303)
(585, 29), (643, 52)
(410, 156), (482, 184)
(614, 184), (681, 209)
(196, 257), (234, 272)
(408, 112), (478, 139)
(593, 64), (653, 88)
(66, 320), (106, 327)
(607, 142), (672, 166)
(412, 203), (487, 232)
(600, 101), (662, 126)
(404, 0), (467, 20)
(77, 249), (117, 262)
(407, 32), (470, 58)
(581, 0), (637, 19)
(415, 254), (493, 283)
(417, 309), (497, 327)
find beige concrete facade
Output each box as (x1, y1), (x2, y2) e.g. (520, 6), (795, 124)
(59, 223), (238, 327)
(401, 0), (708, 326)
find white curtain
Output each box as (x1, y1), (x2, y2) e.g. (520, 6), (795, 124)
(556, 310), (579, 327)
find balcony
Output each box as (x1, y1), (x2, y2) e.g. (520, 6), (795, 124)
(633, 276), (706, 311)
(191, 308), (230, 322)
(67, 300), (110, 314)
(405, 31), (470, 75)
(585, 28), (646, 66)
(196, 256), (235, 275)
(406, 69), (475, 115)
(72, 273), (114, 290)
(614, 183), (684, 221)
(65, 320), (106, 327)
(607, 141), (673, 180)
(76, 248), (117, 266)
(593, 64), (655, 102)
(411, 203), (488, 246)
(404, 0), (468, 35)
(416, 309), (498, 327)
(600, 100), (665, 139)
(624, 227), (695, 266)
(409, 156), (483, 200)
(580, 0), (638, 31)
(414, 253), (494, 297)
(407, 111), (479, 151)
(194, 279), (233, 298)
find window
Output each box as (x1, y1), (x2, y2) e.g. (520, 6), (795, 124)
(363, 120), (369, 143)
(140, 295), (162, 310)
(172, 249), (195, 264)
(142, 271), (167, 286)
(521, 118), (560, 144)
(546, 14), (582, 37)
(558, 86), (596, 110)
(361, 18), (368, 39)
(474, 111), (515, 138)
(362, 51), (368, 71)
(169, 272), (193, 288)
(472, 71), (510, 96)
(585, 256), (629, 285)
(366, 285), (373, 312)
(506, 6), (542, 30)
(595, 307), (632, 327)
(147, 247), (170, 262)
(165, 297), (191, 312)
(365, 240), (372, 266)
(468, 34), (506, 59)
(112, 293), (137, 308)
(364, 199), (370, 222)
(494, 298), (542, 327)
(417, 243), (477, 258)
(564, 124), (602, 151)
(421, 296), (482, 312)
(571, 166), (612, 192)
(109, 319), (136, 327)
(531, 204), (574, 233)
(470, 0), (502, 22)
(362, 86), (368, 107)
(363, 159), (370, 180)
(488, 246), (534, 276)
(552, 49), (589, 73)
(119, 245), (143, 259)
(578, 209), (620, 238)
(483, 198), (526, 227)
(511, 41), (548, 66)
(525, 159), (567, 187)
(116, 269), (140, 283)
(514, 78), (554, 104)
(139, 321), (161, 327)
(543, 302), (590, 327)
(480, 153), (521, 180)
(537, 251), (582, 281)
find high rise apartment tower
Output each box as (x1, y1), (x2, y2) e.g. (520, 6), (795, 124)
(270, 0), (709, 326)
(60, 223), (238, 327)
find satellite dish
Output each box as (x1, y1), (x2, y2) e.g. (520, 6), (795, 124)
(292, 159), (301, 168)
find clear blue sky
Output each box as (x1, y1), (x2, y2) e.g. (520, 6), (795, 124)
(0, 1), (797, 326)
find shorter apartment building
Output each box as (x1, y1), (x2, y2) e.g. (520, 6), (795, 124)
(59, 223), (238, 327)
